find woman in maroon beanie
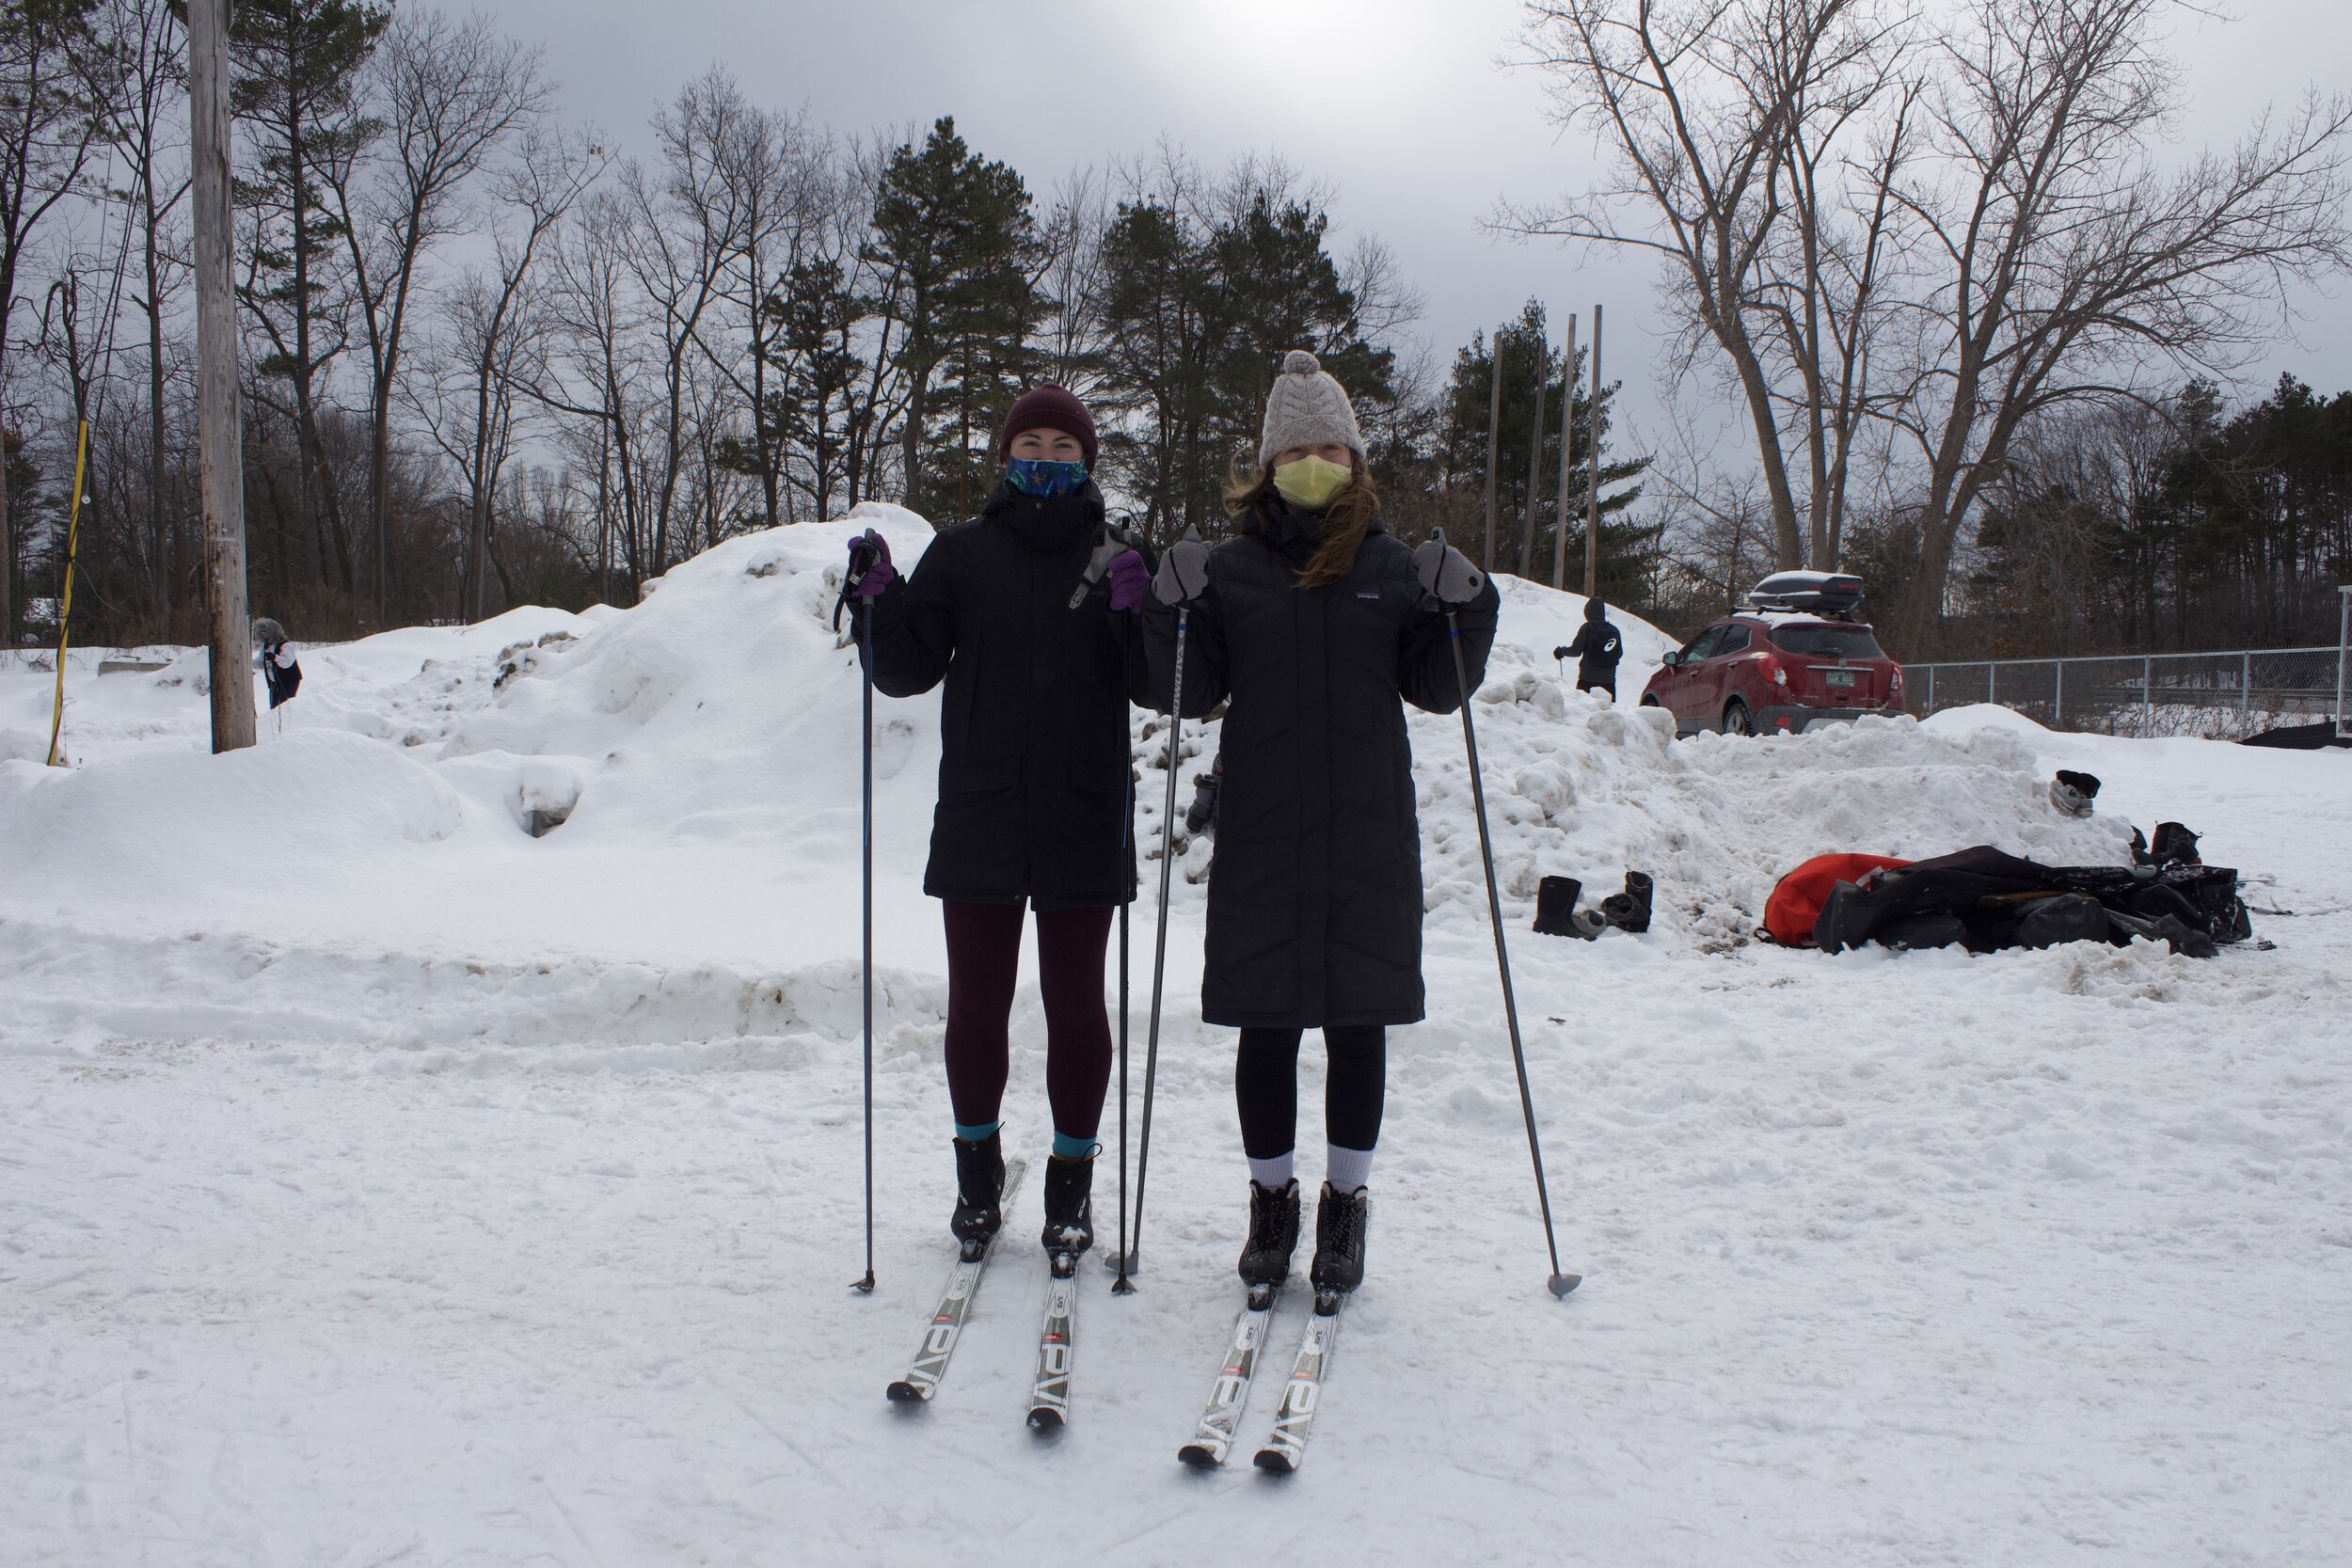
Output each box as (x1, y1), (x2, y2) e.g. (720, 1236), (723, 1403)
(840, 386), (1150, 1265)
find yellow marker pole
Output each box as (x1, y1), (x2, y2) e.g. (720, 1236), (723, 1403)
(45, 420), (91, 768)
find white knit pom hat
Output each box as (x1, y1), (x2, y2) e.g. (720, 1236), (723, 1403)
(1259, 349), (1365, 467)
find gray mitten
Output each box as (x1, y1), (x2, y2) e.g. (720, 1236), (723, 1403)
(1413, 533), (1486, 605)
(1152, 527), (1212, 608)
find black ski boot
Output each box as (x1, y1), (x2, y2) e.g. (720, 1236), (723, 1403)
(1309, 1182), (1370, 1297)
(1237, 1178), (1301, 1288)
(950, 1130), (1006, 1259)
(1040, 1152), (1095, 1261)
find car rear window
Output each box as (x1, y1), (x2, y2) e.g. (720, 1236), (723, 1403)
(1772, 623), (1884, 658)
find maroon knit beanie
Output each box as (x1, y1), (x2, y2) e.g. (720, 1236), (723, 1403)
(996, 384), (1098, 468)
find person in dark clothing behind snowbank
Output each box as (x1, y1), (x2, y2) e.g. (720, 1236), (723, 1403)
(1563, 597), (1623, 696)
(1138, 350), (1499, 1300)
(844, 384), (1149, 1265)
(254, 618), (301, 709)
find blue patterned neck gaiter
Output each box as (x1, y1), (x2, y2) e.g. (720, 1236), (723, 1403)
(1006, 457), (1089, 499)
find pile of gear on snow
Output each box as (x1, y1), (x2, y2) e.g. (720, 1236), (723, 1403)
(1759, 770), (2253, 958)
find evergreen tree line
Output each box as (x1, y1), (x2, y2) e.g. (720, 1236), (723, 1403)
(1959, 376), (2352, 657)
(0, 0), (1649, 649)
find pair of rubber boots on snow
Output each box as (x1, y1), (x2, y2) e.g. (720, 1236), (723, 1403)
(951, 1130), (1092, 1261)
(1239, 1177), (1367, 1296)
(1534, 871), (1654, 940)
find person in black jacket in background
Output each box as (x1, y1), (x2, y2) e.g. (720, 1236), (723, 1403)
(254, 618), (301, 714)
(843, 385), (1150, 1262)
(1562, 596), (1624, 696)
(1138, 351), (1499, 1298)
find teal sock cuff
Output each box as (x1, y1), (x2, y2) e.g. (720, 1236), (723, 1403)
(954, 1119), (1002, 1143)
(1051, 1131), (1098, 1161)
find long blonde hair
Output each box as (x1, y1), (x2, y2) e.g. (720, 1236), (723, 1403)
(1223, 451), (1380, 589)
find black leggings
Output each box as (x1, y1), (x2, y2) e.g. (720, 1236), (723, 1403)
(1234, 1025), (1387, 1158)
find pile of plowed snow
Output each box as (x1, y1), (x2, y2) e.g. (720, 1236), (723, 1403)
(2, 504), (2126, 1051)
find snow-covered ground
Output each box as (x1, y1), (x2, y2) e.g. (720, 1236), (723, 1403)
(4, 510), (2347, 1566)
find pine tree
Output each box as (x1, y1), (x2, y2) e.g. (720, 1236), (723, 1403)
(863, 117), (1040, 517)
(230, 0), (389, 594)
(1440, 300), (1650, 593)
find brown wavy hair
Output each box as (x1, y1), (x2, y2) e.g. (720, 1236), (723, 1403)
(1222, 451), (1380, 589)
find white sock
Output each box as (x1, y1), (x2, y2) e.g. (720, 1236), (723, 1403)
(1325, 1143), (1375, 1194)
(1247, 1151), (1295, 1190)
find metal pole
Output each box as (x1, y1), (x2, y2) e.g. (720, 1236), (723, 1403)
(2055, 657), (2064, 728)
(1482, 335), (1503, 572)
(1112, 620), (1135, 1294)
(1127, 608), (1190, 1277)
(1584, 304), (1605, 600)
(42, 422), (88, 767)
(852, 596), (876, 1293)
(2241, 649), (2251, 726)
(190, 0), (255, 753)
(1926, 664), (1934, 714)
(1438, 578), (1578, 1300)
(2338, 587), (2349, 738)
(1519, 365), (1546, 578)
(1988, 660), (1996, 707)
(1551, 313), (1577, 591)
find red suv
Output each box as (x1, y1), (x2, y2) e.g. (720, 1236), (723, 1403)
(1642, 573), (1904, 736)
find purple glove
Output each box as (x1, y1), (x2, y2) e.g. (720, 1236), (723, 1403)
(1105, 549), (1149, 612)
(847, 530), (895, 598)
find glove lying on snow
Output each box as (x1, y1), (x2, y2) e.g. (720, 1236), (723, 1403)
(2049, 769), (2101, 818)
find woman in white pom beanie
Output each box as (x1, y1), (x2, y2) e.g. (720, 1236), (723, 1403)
(1136, 349), (1500, 1301)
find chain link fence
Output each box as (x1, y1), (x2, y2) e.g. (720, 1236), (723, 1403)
(1906, 644), (2345, 739)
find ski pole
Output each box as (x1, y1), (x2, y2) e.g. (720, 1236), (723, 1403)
(1125, 602), (1188, 1280)
(836, 534), (880, 1295)
(1437, 545), (1580, 1298)
(1113, 612), (1136, 1295)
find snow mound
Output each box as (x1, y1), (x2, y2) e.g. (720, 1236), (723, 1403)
(3, 501), (2135, 1039)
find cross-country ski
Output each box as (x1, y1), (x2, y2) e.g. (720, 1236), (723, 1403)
(1253, 1294), (1348, 1475)
(1176, 1283), (1282, 1467)
(886, 1160), (1030, 1404)
(1025, 1257), (1080, 1431)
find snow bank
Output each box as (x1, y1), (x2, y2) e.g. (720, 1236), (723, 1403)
(4, 503), (2143, 1045)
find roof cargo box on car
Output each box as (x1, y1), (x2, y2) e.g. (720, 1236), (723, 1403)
(1749, 571), (1866, 617)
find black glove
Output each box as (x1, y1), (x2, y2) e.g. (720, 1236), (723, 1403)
(1152, 527), (1211, 608)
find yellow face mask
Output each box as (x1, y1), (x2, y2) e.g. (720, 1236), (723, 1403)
(1272, 453), (1354, 512)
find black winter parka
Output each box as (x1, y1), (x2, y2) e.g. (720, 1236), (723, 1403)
(1565, 601), (1623, 692)
(856, 481), (1138, 911)
(1136, 505), (1500, 1028)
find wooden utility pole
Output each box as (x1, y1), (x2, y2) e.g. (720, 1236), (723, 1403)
(1583, 303), (1605, 601)
(1552, 313), (1578, 590)
(190, 0), (255, 752)
(1481, 334), (1502, 570)
(1519, 357), (1546, 578)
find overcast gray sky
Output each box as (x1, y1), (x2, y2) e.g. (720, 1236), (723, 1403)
(498, 0), (2352, 451)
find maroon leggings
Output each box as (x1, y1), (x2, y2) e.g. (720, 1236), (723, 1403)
(942, 899), (1115, 1142)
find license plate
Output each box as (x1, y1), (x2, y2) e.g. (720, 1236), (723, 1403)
(1823, 670), (1856, 689)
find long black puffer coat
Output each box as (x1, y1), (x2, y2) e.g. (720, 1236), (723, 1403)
(1136, 505), (1499, 1027)
(856, 480), (1138, 911)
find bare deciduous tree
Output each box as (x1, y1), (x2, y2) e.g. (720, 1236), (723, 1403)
(332, 5), (546, 617)
(1515, 0), (2352, 649)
